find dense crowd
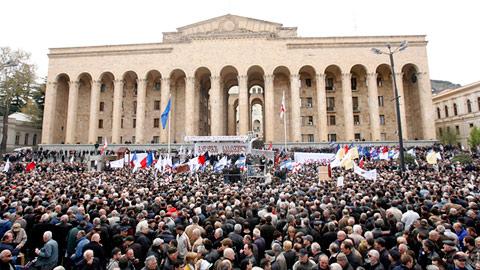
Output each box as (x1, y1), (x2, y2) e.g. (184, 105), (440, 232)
(0, 146), (479, 270)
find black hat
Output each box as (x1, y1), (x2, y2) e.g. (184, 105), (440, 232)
(443, 240), (456, 247)
(298, 249), (308, 256)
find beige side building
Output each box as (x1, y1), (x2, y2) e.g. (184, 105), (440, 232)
(41, 14), (436, 145)
(433, 81), (480, 147)
(0, 113), (42, 150)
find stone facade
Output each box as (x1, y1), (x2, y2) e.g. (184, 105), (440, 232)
(433, 81), (480, 147)
(41, 14), (436, 145)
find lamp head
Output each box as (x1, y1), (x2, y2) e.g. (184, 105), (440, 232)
(399, 40), (408, 51)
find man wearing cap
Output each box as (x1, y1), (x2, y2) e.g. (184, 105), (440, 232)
(146, 238), (164, 266)
(292, 249), (316, 270)
(452, 252), (473, 270)
(442, 240), (459, 268)
(6, 223), (26, 251)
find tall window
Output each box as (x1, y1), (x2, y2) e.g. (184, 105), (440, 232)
(32, 134), (37, 145)
(328, 115), (336, 126)
(24, 133), (29, 145)
(352, 97), (359, 111)
(453, 103), (458, 116)
(380, 115), (385, 125)
(15, 133), (20, 145)
(153, 136), (160, 143)
(438, 127), (443, 136)
(455, 125), (460, 135)
(467, 99), (472, 113)
(327, 97), (335, 111)
(154, 82), (161, 91)
(328, 134), (337, 142)
(378, 96), (384, 107)
(154, 100), (160, 110)
(444, 105), (449, 117)
(133, 119), (136, 128)
(154, 118), (160, 128)
(98, 119), (104, 129)
(437, 107), (441, 119)
(478, 97), (480, 111)
(100, 83), (106, 92)
(99, 102), (105, 112)
(305, 78), (312, 87)
(121, 119), (124, 128)
(326, 78), (334, 91)
(354, 133), (361, 141)
(351, 77), (357, 91)
(354, 115), (360, 125)
(133, 101), (137, 115)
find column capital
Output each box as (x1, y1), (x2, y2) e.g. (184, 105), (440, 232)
(47, 81), (58, 86)
(136, 78), (147, 85)
(263, 74), (274, 82)
(113, 79), (124, 85)
(184, 76), (195, 84)
(69, 80), (79, 89)
(394, 72), (404, 77)
(342, 73), (351, 79)
(290, 74), (299, 79)
(161, 77), (170, 85)
(93, 80), (102, 86)
(416, 72), (428, 79)
(237, 75), (248, 81)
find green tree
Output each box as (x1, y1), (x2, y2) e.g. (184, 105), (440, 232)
(468, 126), (480, 150)
(439, 129), (458, 146)
(21, 79), (45, 128)
(0, 47), (36, 152)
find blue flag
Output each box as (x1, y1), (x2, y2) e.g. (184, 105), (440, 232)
(161, 98), (171, 129)
(147, 152), (154, 167)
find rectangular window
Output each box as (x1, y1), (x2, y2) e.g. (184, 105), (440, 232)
(154, 82), (161, 91)
(153, 136), (160, 143)
(305, 78), (312, 87)
(154, 100), (160, 110)
(308, 134), (314, 142)
(120, 136), (123, 144)
(32, 134), (37, 145)
(97, 137), (103, 144)
(456, 125), (460, 135)
(24, 133), (29, 145)
(306, 97), (313, 108)
(438, 128), (443, 136)
(470, 123), (474, 128)
(352, 97), (359, 111)
(100, 83), (106, 92)
(351, 77), (357, 91)
(133, 119), (136, 128)
(99, 102), (105, 112)
(381, 133), (387, 141)
(327, 97), (335, 111)
(378, 96), (384, 107)
(133, 101), (137, 115)
(354, 133), (361, 141)
(354, 115), (360, 125)
(121, 118), (124, 129)
(478, 97), (480, 111)
(306, 116), (313, 126)
(380, 115), (385, 125)
(447, 126), (451, 132)
(326, 78), (334, 91)
(98, 119), (104, 129)
(328, 115), (336, 126)
(154, 118), (160, 128)
(328, 133), (337, 142)
(132, 136), (136, 144)
(15, 133), (20, 145)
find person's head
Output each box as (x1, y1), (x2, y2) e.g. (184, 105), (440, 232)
(112, 247), (122, 260)
(43, 231), (52, 242)
(453, 252), (468, 269)
(318, 254), (329, 269)
(243, 243), (253, 256)
(144, 255), (157, 270)
(367, 250), (380, 265)
(400, 254), (414, 269)
(83, 249), (94, 262)
(0, 250), (12, 263)
(337, 231), (346, 242)
(1, 232), (13, 244)
(336, 253), (348, 268)
(374, 238), (386, 251)
(126, 248), (135, 260)
(167, 246), (178, 260)
(91, 233), (101, 243)
(223, 248), (235, 261)
(298, 249), (309, 263)
(330, 263), (342, 270)
(453, 223), (463, 233)
(311, 242), (321, 255)
(283, 240), (292, 251)
(422, 239), (435, 253)
(76, 230), (86, 240)
(340, 240), (353, 255)
(443, 240), (456, 252)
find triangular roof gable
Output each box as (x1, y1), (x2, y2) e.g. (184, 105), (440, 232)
(176, 14), (283, 31)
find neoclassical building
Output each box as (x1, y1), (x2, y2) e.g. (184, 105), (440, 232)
(433, 81), (480, 147)
(41, 14), (435, 145)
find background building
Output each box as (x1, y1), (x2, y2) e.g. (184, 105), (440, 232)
(433, 81), (480, 148)
(41, 14), (435, 145)
(0, 113), (42, 150)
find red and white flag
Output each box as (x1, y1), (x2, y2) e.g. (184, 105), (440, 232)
(100, 137), (108, 155)
(280, 91), (286, 119)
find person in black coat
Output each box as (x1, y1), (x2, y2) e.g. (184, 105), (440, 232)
(82, 233), (106, 268)
(0, 250), (15, 270)
(76, 250), (102, 270)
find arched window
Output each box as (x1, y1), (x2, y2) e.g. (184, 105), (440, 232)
(444, 105), (449, 118)
(437, 107), (441, 119)
(453, 103), (458, 116)
(467, 99), (472, 113)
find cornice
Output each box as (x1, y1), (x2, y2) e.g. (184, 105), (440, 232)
(48, 47), (173, 58)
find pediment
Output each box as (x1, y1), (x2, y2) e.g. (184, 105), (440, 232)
(163, 14), (297, 42)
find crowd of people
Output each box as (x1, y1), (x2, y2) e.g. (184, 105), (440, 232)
(0, 145), (479, 270)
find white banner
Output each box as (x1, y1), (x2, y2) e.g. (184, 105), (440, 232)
(353, 164), (377, 181)
(110, 158), (125, 168)
(194, 142), (250, 155)
(294, 152), (335, 164)
(185, 135), (248, 142)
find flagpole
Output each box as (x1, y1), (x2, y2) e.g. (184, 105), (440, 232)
(167, 94), (172, 158)
(283, 91), (287, 152)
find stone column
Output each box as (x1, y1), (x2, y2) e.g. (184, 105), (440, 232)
(228, 102), (236, 135)
(184, 76), (195, 136)
(290, 74), (302, 142)
(160, 78), (170, 143)
(210, 76), (222, 136)
(135, 79), (147, 144)
(394, 72), (408, 139)
(367, 73), (381, 141)
(264, 74), (275, 143)
(315, 73), (328, 141)
(88, 80), (101, 144)
(65, 81), (79, 144)
(416, 72), (436, 139)
(111, 79), (124, 144)
(342, 73), (354, 141)
(238, 75), (249, 135)
(41, 82), (57, 144)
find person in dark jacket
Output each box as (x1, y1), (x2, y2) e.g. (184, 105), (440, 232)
(77, 250), (102, 270)
(365, 250), (384, 270)
(0, 250), (15, 270)
(82, 233), (106, 268)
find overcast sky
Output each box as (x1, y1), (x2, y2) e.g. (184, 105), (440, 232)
(1, 0), (478, 85)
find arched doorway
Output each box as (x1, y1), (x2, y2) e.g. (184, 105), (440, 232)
(221, 66), (239, 136)
(97, 72), (115, 144)
(169, 69), (186, 142)
(350, 64), (368, 141)
(375, 64), (396, 141)
(53, 74), (70, 144)
(145, 70), (162, 144)
(273, 66), (291, 142)
(402, 64), (423, 140)
(121, 71), (138, 144)
(75, 73), (92, 143)
(324, 65), (342, 142)
(194, 67), (212, 136)
(298, 65), (316, 142)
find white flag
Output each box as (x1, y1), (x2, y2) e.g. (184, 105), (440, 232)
(280, 91), (286, 119)
(3, 159), (11, 173)
(337, 176), (344, 187)
(353, 164), (377, 181)
(110, 158), (125, 168)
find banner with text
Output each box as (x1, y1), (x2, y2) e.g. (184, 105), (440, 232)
(195, 142), (250, 155)
(294, 152), (335, 164)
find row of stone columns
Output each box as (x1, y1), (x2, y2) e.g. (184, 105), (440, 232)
(44, 70), (434, 144)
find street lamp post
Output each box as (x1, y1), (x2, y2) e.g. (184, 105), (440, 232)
(1, 60), (19, 153)
(371, 41), (408, 173)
